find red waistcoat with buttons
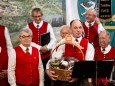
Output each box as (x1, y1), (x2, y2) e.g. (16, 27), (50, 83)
(94, 47), (115, 60)
(0, 25), (8, 71)
(15, 46), (39, 85)
(64, 38), (88, 61)
(82, 22), (99, 48)
(28, 22), (50, 60)
(94, 47), (115, 86)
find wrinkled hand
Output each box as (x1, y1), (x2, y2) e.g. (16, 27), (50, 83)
(46, 69), (58, 80)
(95, 17), (101, 24)
(68, 76), (78, 83)
(40, 46), (48, 53)
(0, 70), (7, 79)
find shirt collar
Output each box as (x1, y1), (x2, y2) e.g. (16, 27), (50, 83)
(33, 20), (43, 28)
(20, 44), (32, 53)
(101, 44), (111, 54)
(85, 21), (95, 27)
(76, 36), (82, 43)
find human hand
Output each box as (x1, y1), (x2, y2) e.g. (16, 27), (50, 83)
(68, 77), (78, 83)
(40, 46), (48, 53)
(95, 17), (101, 24)
(46, 69), (58, 80)
(0, 70), (7, 79)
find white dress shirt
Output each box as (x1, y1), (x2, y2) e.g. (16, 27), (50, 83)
(8, 44), (44, 86)
(85, 21), (105, 34)
(0, 27), (13, 55)
(26, 20), (56, 50)
(101, 44), (111, 54)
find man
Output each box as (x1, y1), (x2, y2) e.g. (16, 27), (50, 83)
(94, 30), (115, 86)
(26, 8), (56, 86)
(0, 25), (13, 86)
(82, 8), (105, 48)
(46, 20), (94, 86)
(8, 28), (44, 86)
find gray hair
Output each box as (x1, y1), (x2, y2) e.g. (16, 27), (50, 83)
(60, 25), (70, 32)
(19, 28), (33, 36)
(32, 8), (43, 16)
(99, 30), (110, 38)
(86, 8), (97, 17)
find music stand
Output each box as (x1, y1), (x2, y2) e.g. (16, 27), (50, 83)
(97, 61), (114, 78)
(71, 61), (114, 78)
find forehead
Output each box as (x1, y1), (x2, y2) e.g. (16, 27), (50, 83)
(72, 20), (82, 27)
(86, 10), (94, 14)
(21, 31), (30, 35)
(99, 32), (108, 37)
(32, 11), (41, 15)
(61, 28), (70, 32)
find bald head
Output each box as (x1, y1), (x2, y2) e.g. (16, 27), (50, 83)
(60, 25), (71, 38)
(99, 30), (110, 48)
(70, 20), (83, 38)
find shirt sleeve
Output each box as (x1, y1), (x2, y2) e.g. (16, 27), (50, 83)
(38, 51), (44, 86)
(46, 24), (56, 50)
(5, 27), (13, 56)
(31, 42), (41, 50)
(51, 44), (65, 61)
(8, 49), (16, 86)
(98, 23), (105, 33)
(85, 43), (94, 60)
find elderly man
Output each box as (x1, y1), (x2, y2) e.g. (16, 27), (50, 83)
(94, 30), (115, 86)
(0, 25), (13, 86)
(46, 20), (94, 86)
(8, 28), (44, 86)
(82, 8), (105, 48)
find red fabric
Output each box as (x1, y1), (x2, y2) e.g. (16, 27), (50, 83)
(94, 47), (115, 60)
(0, 25), (8, 71)
(28, 22), (48, 45)
(15, 46), (39, 85)
(94, 47), (115, 86)
(83, 22), (99, 48)
(64, 38), (88, 61)
(0, 25), (8, 86)
(0, 79), (9, 86)
(28, 22), (50, 60)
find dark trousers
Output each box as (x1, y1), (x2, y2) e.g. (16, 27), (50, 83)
(42, 57), (51, 86)
(52, 80), (76, 86)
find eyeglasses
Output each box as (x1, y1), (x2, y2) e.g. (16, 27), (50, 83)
(20, 35), (32, 39)
(85, 14), (94, 17)
(32, 15), (42, 18)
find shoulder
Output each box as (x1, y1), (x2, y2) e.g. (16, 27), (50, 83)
(0, 25), (5, 30)
(32, 46), (39, 51)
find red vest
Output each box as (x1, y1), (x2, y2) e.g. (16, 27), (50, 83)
(64, 38), (88, 61)
(0, 25), (8, 71)
(83, 22), (99, 48)
(15, 46), (39, 85)
(95, 47), (115, 60)
(28, 22), (50, 60)
(94, 47), (115, 86)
